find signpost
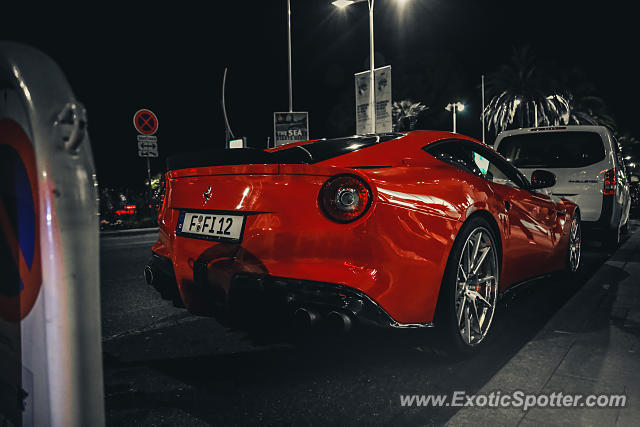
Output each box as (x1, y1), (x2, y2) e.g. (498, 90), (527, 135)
(133, 109), (159, 205)
(1, 41), (104, 427)
(355, 65), (392, 134)
(273, 112), (309, 147)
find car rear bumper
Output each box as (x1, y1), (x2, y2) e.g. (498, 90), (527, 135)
(153, 202), (461, 325)
(227, 272), (433, 328)
(582, 194), (615, 232)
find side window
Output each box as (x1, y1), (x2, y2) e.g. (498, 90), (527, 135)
(425, 140), (528, 188)
(424, 141), (483, 177)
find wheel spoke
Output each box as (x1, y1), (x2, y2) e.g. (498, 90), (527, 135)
(471, 299), (482, 333)
(473, 291), (492, 308)
(465, 305), (471, 344)
(471, 232), (482, 270)
(477, 275), (495, 284)
(472, 246), (491, 275)
(457, 295), (466, 326)
(458, 264), (468, 281)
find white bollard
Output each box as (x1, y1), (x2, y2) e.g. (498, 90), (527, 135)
(0, 42), (104, 427)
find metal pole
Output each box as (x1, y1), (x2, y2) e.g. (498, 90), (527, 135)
(481, 74), (485, 143)
(453, 105), (457, 133)
(146, 157), (152, 207)
(287, 0), (293, 112)
(368, 0), (375, 134)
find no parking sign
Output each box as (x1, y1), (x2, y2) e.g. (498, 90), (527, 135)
(133, 108), (158, 135)
(0, 119), (42, 322)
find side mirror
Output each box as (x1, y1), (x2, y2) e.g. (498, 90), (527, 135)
(530, 169), (556, 190)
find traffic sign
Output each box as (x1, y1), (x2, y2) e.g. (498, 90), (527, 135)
(133, 108), (159, 135)
(0, 119), (42, 322)
(137, 135), (159, 157)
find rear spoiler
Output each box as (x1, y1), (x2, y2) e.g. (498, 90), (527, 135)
(166, 148), (309, 171)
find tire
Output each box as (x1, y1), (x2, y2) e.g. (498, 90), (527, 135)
(621, 221), (629, 236)
(566, 212), (582, 274)
(603, 224), (621, 252)
(434, 216), (500, 356)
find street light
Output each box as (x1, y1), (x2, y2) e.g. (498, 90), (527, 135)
(332, 0), (375, 133)
(445, 102), (464, 133)
(333, 0), (410, 134)
(287, 0), (293, 112)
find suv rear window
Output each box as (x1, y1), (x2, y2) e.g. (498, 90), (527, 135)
(497, 131), (605, 168)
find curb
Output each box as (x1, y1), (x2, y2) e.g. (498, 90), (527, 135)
(100, 227), (158, 237)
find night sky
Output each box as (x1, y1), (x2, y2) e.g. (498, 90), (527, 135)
(2, 1), (636, 189)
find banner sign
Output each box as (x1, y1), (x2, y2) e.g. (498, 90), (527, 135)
(354, 65), (392, 134)
(374, 66), (392, 133)
(273, 112), (309, 147)
(354, 70), (372, 134)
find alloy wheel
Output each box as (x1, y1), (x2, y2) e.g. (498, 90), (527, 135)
(455, 227), (498, 347)
(568, 217), (581, 272)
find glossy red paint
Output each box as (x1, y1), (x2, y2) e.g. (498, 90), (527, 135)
(152, 131), (578, 325)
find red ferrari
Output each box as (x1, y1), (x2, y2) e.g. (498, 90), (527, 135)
(146, 131), (581, 354)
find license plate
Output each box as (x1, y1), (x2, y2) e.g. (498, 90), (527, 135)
(176, 211), (246, 242)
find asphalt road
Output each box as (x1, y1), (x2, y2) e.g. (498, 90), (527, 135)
(100, 229), (624, 426)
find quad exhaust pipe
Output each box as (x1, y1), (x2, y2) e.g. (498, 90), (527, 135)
(293, 308), (353, 333)
(327, 310), (353, 333)
(294, 307), (320, 328)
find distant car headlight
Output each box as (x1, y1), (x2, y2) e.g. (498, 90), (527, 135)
(319, 174), (372, 223)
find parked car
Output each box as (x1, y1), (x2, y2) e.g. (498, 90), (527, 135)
(146, 131), (581, 355)
(494, 126), (631, 249)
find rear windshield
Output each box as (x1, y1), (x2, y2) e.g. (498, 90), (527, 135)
(166, 134), (402, 171)
(497, 131), (606, 168)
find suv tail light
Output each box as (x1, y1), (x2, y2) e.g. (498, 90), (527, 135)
(603, 168), (616, 195)
(319, 175), (372, 223)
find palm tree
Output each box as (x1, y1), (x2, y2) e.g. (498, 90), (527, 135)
(392, 100), (429, 131)
(483, 46), (570, 136)
(555, 69), (618, 132)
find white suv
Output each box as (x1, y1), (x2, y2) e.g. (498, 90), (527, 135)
(494, 125), (631, 249)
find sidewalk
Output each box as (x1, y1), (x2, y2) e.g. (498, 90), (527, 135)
(447, 221), (640, 427)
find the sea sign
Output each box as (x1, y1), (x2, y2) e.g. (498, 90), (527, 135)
(273, 112), (309, 147)
(0, 119), (42, 322)
(354, 65), (392, 134)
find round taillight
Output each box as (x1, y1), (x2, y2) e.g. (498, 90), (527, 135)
(319, 175), (372, 223)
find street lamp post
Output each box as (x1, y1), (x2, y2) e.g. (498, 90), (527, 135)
(445, 102), (464, 133)
(287, 0), (293, 112)
(332, 0), (376, 134)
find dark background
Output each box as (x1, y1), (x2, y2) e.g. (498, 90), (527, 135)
(2, 1), (635, 188)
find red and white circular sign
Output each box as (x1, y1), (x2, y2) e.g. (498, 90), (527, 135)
(133, 109), (159, 135)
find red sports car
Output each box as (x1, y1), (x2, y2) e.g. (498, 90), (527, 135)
(146, 131), (581, 354)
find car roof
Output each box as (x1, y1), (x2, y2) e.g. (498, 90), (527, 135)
(495, 125), (610, 142)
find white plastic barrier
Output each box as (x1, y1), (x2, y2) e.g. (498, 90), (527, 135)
(0, 42), (104, 427)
